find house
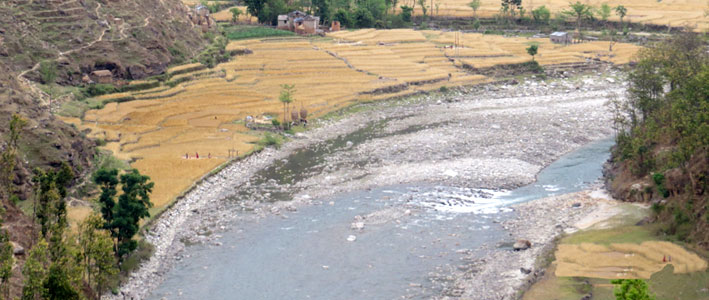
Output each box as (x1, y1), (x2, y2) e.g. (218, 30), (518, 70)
(90, 70), (112, 84)
(277, 15), (289, 30)
(277, 11), (320, 35)
(550, 32), (572, 44)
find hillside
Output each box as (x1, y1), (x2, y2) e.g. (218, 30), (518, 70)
(0, 0), (210, 297)
(605, 32), (709, 249)
(0, 0), (208, 84)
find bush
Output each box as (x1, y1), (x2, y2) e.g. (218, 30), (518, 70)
(399, 5), (413, 22)
(532, 6), (550, 24)
(334, 9), (355, 28)
(355, 8), (374, 28)
(258, 133), (282, 149)
(439, 86), (449, 93)
(82, 84), (118, 97)
(652, 173), (670, 198)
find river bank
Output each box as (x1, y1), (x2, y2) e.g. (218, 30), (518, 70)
(111, 70), (626, 299)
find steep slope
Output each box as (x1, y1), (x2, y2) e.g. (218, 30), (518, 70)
(0, 0), (208, 84)
(605, 33), (708, 249)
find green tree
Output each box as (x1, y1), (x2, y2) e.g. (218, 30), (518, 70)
(526, 44), (538, 61)
(335, 8), (355, 27)
(564, 2), (594, 34)
(615, 5), (627, 27)
(468, 0), (480, 18)
(599, 3), (611, 23)
(112, 169), (154, 257)
(0, 232), (13, 300)
(611, 279), (655, 300)
(230, 7), (243, 23)
(22, 239), (49, 300)
(93, 168), (119, 236)
(42, 264), (80, 300)
(399, 5), (413, 22)
(79, 214), (117, 299)
(531, 5), (550, 24)
(244, 0), (267, 23)
(278, 84), (296, 129)
(1, 114), (26, 200)
(33, 164), (73, 240)
(39, 61), (57, 113)
(312, 0), (332, 23)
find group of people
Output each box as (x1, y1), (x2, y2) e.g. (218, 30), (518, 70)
(185, 152), (211, 159)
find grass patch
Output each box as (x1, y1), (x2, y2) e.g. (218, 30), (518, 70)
(223, 25), (295, 40)
(257, 132), (283, 149)
(561, 225), (658, 245)
(94, 149), (130, 171)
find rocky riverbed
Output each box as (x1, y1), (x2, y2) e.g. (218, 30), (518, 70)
(110, 70), (626, 299)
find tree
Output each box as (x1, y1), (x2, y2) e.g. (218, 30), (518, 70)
(78, 214), (117, 299)
(335, 8), (354, 27)
(93, 168), (119, 235)
(563, 2), (594, 35)
(399, 5), (413, 22)
(1, 114), (26, 200)
(111, 169), (153, 257)
(500, 0), (522, 21)
(244, 0), (267, 23)
(33, 164), (73, 240)
(417, 0), (427, 18)
(611, 279), (655, 300)
(468, 0), (480, 18)
(0, 232), (13, 300)
(615, 5), (627, 27)
(230, 7), (243, 23)
(22, 239), (49, 300)
(312, 0), (332, 23)
(598, 3), (611, 23)
(531, 5), (550, 24)
(526, 44), (538, 61)
(42, 264), (80, 300)
(278, 84), (295, 129)
(39, 61), (57, 113)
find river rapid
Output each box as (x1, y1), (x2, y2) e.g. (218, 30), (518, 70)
(113, 71), (627, 300)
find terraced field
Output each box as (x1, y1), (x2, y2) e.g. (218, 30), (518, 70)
(68, 29), (640, 215)
(404, 0), (709, 31)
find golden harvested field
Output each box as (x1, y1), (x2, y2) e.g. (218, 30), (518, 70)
(71, 29), (640, 217)
(212, 6), (258, 23)
(401, 0), (709, 31)
(555, 241), (708, 279)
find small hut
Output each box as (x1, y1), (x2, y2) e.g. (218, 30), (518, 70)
(550, 32), (572, 44)
(89, 70), (112, 84)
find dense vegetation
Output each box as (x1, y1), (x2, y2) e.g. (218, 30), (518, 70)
(244, 0), (414, 29)
(608, 32), (708, 247)
(0, 114), (155, 299)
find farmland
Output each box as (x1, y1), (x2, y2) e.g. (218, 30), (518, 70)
(402, 0), (709, 31)
(66, 29), (640, 215)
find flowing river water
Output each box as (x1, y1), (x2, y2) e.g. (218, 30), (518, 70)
(148, 113), (615, 300)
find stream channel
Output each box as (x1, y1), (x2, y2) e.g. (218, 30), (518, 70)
(149, 115), (615, 300)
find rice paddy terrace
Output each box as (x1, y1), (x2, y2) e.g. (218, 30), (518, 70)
(63, 29), (640, 216)
(407, 0), (709, 32)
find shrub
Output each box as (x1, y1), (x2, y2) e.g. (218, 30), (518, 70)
(335, 9), (355, 28)
(83, 84), (118, 97)
(258, 133), (282, 149)
(439, 86), (449, 93)
(355, 8), (375, 28)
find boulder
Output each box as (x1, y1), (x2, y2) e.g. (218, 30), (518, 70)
(11, 242), (24, 256)
(513, 239), (531, 251)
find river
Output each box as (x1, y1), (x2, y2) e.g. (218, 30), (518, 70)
(149, 134), (614, 300)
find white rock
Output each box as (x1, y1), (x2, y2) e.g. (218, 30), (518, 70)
(346, 235), (357, 242)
